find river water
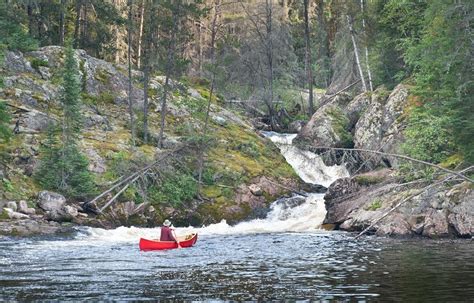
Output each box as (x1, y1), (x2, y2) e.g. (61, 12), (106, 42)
(1, 133), (473, 301)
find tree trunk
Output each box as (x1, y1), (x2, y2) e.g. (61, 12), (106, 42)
(304, 0), (315, 116)
(127, 0), (136, 146)
(143, 58), (150, 144)
(82, 0), (88, 48)
(360, 0), (373, 91)
(27, 5), (34, 37)
(59, 0), (66, 45)
(74, 0), (82, 48)
(197, 0), (220, 189)
(265, 0), (276, 129)
(158, 2), (179, 148)
(137, 0), (145, 69)
(347, 14), (368, 92)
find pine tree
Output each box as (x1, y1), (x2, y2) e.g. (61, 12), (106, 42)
(35, 40), (95, 199)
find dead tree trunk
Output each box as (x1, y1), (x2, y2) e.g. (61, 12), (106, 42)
(304, 0), (315, 116)
(137, 0), (145, 69)
(127, 0), (136, 146)
(74, 0), (82, 47)
(360, 0), (373, 91)
(59, 0), (66, 45)
(347, 13), (368, 92)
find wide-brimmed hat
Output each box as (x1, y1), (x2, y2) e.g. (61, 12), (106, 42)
(163, 219), (171, 227)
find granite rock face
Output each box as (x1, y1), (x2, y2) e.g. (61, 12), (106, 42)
(323, 173), (473, 238)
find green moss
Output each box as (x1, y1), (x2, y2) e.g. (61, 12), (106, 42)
(440, 153), (463, 169)
(327, 106), (353, 148)
(202, 185), (222, 198)
(82, 92), (115, 105)
(32, 92), (46, 103)
(94, 68), (110, 84)
(29, 58), (48, 70)
(366, 199), (383, 211)
(354, 175), (384, 186)
(0, 209), (10, 220)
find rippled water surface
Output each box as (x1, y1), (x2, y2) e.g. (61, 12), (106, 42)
(1, 231), (473, 301)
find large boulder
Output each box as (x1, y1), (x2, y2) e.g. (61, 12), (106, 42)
(3, 208), (30, 219)
(3, 51), (35, 73)
(37, 191), (66, 212)
(45, 205), (78, 222)
(18, 200), (36, 215)
(324, 179), (473, 238)
(353, 84), (410, 168)
(294, 104), (352, 148)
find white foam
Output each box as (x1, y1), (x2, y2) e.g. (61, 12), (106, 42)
(262, 132), (349, 187)
(71, 133), (347, 243)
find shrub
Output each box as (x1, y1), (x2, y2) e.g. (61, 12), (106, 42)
(30, 58), (48, 70)
(149, 173), (197, 207)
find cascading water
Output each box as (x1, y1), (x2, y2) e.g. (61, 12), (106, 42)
(80, 132), (349, 241)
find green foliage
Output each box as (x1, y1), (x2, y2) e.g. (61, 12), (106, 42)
(30, 58), (48, 70)
(0, 2), (38, 52)
(35, 125), (96, 200)
(366, 199), (382, 211)
(327, 107), (353, 148)
(235, 141), (260, 158)
(402, 0), (474, 163)
(0, 102), (11, 142)
(82, 92), (115, 106)
(2, 178), (14, 192)
(402, 109), (455, 164)
(201, 167), (216, 186)
(354, 175), (384, 186)
(149, 172), (197, 207)
(34, 41), (95, 200)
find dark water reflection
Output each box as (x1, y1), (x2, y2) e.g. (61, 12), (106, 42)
(0, 232), (473, 301)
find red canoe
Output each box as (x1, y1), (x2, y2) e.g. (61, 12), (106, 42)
(139, 233), (198, 251)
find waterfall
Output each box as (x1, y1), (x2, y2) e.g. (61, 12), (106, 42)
(78, 132), (348, 242)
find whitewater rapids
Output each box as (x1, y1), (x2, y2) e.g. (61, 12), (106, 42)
(78, 133), (348, 242)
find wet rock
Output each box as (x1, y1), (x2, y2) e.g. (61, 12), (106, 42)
(37, 191), (66, 212)
(0, 218), (75, 236)
(274, 195), (306, 209)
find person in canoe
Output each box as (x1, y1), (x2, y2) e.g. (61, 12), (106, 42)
(160, 219), (181, 248)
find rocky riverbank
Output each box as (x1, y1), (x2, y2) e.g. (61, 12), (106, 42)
(322, 169), (473, 238)
(292, 83), (473, 238)
(0, 46), (309, 236)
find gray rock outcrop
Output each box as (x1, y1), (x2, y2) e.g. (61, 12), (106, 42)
(324, 175), (473, 238)
(37, 191), (66, 212)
